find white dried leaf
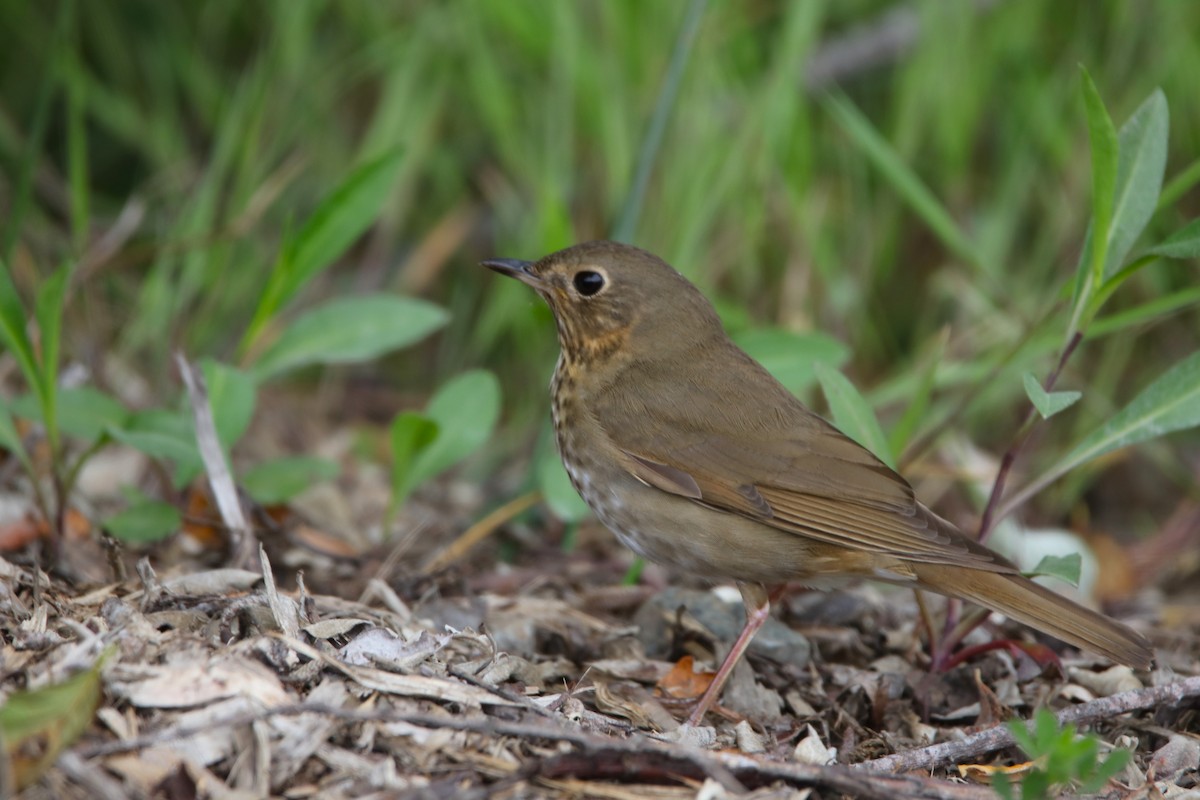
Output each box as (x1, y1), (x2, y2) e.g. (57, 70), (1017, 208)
(734, 720), (767, 753)
(114, 657), (291, 709)
(1067, 665), (1143, 697)
(793, 724), (837, 765)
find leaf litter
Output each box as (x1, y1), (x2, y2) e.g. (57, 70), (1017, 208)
(1, 449), (1199, 799)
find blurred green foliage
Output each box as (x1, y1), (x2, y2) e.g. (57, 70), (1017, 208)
(992, 708), (1132, 799)
(1, 1), (1198, 537)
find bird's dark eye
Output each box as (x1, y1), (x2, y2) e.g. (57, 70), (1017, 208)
(573, 270), (605, 297)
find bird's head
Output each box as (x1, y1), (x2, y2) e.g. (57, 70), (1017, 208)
(482, 240), (723, 365)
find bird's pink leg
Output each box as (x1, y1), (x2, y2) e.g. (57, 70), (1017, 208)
(685, 582), (783, 726)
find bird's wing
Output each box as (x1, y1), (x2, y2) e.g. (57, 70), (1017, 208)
(600, 350), (1013, 572)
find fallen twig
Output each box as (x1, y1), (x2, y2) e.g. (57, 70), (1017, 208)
(76, 703), (993, 798)
(856, 674), (1200, 774)
(421, 490), (540, 574)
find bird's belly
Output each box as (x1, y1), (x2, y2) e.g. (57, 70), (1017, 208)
(563, 447), (828, 584)
(551, 359), (839, 584)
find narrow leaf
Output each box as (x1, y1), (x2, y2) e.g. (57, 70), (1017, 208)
(1026, 553), (1082, 587)
(0, 262), (41, 395)
(824, 92), (985, 272)
(251, 295), (448, 380)
(33, 265), (69, 420)
(815, 362), (895, 469)
(1022, 372), (1082, 419)
(0, 403), (33, 474)
(1080, 68), (1119, 285)
(243, 148), (405, 353)
(1105, 89), (1169, 277)
(1057, 349), (1200, 477)
(1149, 218), (1200, 259)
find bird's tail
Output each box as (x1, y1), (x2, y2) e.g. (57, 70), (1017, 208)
(914, 564), (1153, 669)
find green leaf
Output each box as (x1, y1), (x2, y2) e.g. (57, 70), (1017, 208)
(10, 387), (129, 443)
(54, 387), (128, 442)
(0, 402), (33, 473)
(815, 362), (895, 469)
(107, 410), (200, 486)
(201, 359), (257, 449)
(1053, 350), (1200, 479)
(33, 265), (69, 445)
(1080, 749), (1130, 793)
(241, 456), (340, 504)
(1026, 553), (1082, 587)
(0, 261), (40, 396)
(734, 328), (849, 397)
(0, 651), (106, 790)
(1080, 68), (1119, 285)
(405, 370), (501, 495)
(251, 295), (448, 380)
(1022, 372), (1082, 419)
(1105, 89), (1169, 278)
(108, 410), (196, 463)
(242, 148), (406, 353)
(104, 499), (182, 543)
(389, 411), (439, 505)
(1091, 285), (1200, 338)
(1149, 218), (1200, 259)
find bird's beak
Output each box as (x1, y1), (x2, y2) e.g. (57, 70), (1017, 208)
(481, 258), (540, 287)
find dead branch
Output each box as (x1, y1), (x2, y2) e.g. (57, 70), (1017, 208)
(856, 674), (1200, 774)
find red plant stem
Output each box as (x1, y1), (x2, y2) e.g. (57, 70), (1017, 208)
(976, 330), (1084, 543)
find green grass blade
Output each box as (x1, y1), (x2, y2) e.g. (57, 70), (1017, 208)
(33, 265), (69, 450)
(1, 1), (69, 262)
(0, 403), (34, 475)
(1158, 156), (1200, 211)
(64, 20), (89, 256)
(1148, 218), (1200, 259)
(1089, 286), (1200, 338)
(0, 263), (40, 395)
(823, 91), (986, 274)
(611, 0), (708, 242)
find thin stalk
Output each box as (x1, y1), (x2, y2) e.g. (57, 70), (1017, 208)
(610, 0), (709, 243)
(976, 331), (1084, 542)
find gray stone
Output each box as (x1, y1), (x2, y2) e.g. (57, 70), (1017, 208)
(633, 587), (811, 668)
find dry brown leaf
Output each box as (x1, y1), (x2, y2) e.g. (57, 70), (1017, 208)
(657, 655), (715, 701)
(958, 759), (1039, 783)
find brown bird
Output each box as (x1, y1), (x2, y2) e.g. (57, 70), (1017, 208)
(483, 240), (1153, 725)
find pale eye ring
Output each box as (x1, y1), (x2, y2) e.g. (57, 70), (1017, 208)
(573, 270), (605, 296)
